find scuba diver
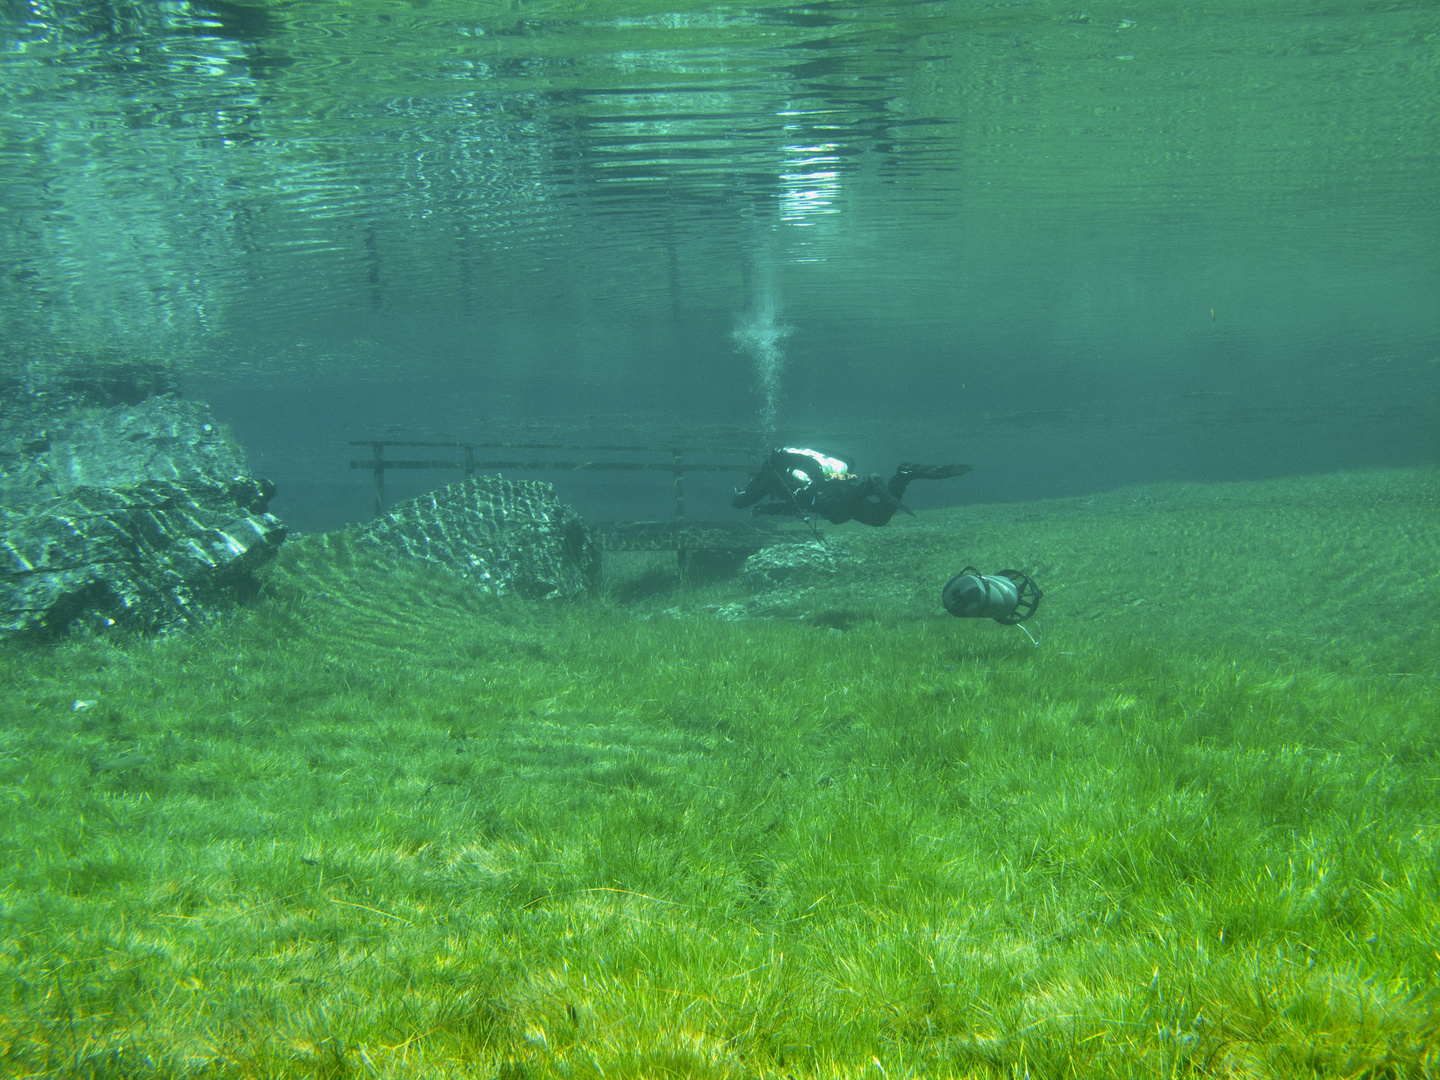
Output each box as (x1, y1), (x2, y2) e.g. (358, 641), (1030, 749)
(732, 447), (970, 526)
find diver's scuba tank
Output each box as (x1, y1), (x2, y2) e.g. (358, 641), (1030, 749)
(942, 567), (1042, 625)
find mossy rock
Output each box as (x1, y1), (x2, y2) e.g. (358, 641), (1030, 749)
(354, 476), (601, 600)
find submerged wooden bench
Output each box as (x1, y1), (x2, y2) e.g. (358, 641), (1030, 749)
(348, 440), (810, 568)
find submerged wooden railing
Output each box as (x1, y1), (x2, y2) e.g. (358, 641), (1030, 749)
(348, 440), (802, 562)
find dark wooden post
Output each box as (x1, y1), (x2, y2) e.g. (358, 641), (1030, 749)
(463, 443), (475, 479)
(673, 448), (686, 576)
(672, 448), (685, 519)
(372, 443), (386, 518)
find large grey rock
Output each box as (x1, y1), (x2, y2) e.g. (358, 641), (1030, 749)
(0, 394), (248, 509)
(1, 477), (285, 638)
(0, 359), (286, 639)
(355, 477), (600, 600)
(740, 541), (840, 586)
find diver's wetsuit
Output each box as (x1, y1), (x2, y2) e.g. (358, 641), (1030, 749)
(732, 447), (970, 527)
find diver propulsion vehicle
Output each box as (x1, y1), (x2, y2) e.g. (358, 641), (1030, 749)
(942, 567), (1043, 625)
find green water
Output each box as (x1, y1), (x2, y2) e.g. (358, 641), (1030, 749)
(3, 0), (1435, 385)
(1, 2), (1438, 1072)
(5, 1), (1435, 525)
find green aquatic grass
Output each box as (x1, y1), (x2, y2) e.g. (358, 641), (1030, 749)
(1, 468), (1436, 1078)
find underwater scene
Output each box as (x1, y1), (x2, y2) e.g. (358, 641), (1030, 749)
(1, 0), (1438, 1077)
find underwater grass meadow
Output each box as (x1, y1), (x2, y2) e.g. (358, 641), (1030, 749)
(0, 468), (1436, 1078)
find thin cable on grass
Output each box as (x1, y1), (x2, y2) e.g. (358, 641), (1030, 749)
(327, 897), (413, 925)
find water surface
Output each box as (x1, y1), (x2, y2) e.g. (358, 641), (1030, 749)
(2, 0), (1435, 528)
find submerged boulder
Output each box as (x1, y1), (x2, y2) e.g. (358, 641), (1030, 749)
(740, 540), (840, 586)
(0, 394), (252, 509)
(354, 477), (600, 600)
(1, 477), (284, 638)
(0, 358), (285, 639)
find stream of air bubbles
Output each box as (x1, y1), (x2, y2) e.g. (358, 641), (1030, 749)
(732, 260), (792, 444)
